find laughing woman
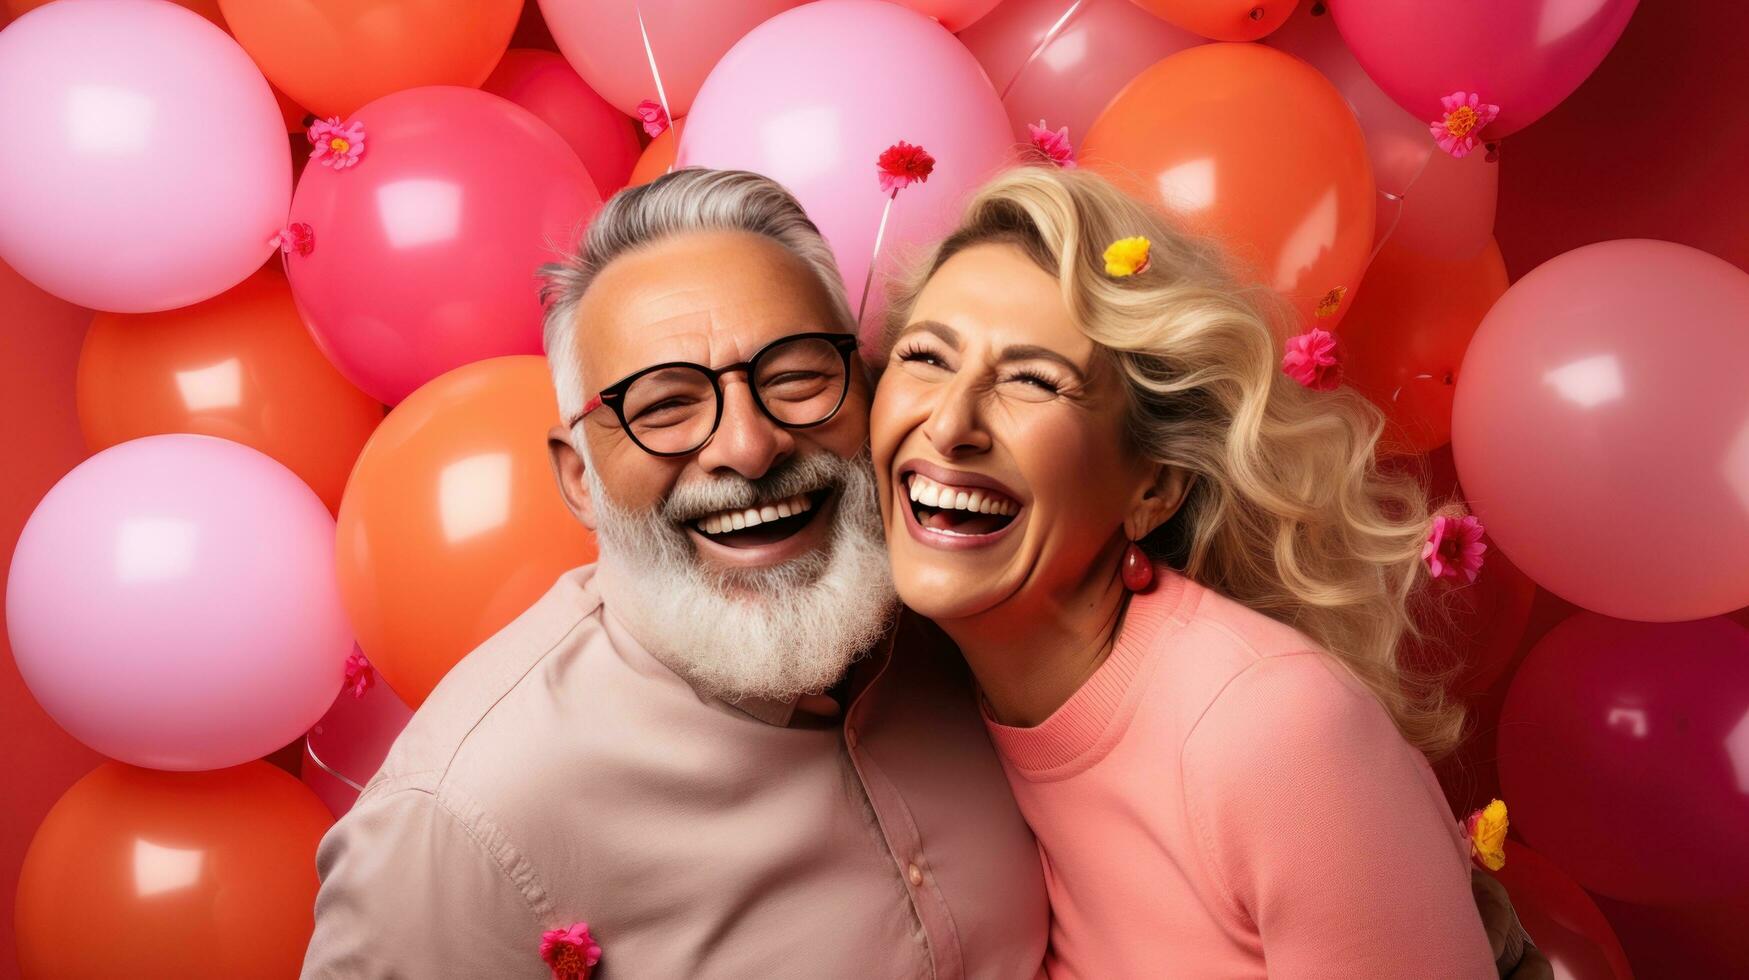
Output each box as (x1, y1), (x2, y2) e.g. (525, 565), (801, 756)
(870, 167), (1497, 977)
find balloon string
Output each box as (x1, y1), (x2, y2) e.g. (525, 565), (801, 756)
(857, 194), (897, 328)
(635, 2), (677, 174)
(1365, 149), (1436, 270)
(303, 738), (366, 793)
(1000, 0), (1092, 103)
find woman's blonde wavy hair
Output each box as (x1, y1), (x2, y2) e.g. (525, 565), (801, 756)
(884, 167), (1463, 759)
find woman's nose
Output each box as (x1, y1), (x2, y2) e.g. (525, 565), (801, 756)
(921, 379), (991, 458)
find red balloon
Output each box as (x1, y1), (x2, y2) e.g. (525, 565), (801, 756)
(1452, 240), (1749, 622)
(1129, 0), (1297, 42)
(892, 0), (1002, 32)
(1498, 613), (1749, 905)
(15, 761), (332, 978)
(960, 0), (1203, 143)
(483, 49), (642, 197)
(1491, 842), (1633, 980)
(286, 86), (601, 405)
(301, 657), (414, 817)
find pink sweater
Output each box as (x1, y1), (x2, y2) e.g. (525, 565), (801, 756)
(986, 569), (1496, 978)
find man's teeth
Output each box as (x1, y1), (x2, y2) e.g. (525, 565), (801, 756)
(697, 493), (815, 535)
(906, 473), (1018, 516)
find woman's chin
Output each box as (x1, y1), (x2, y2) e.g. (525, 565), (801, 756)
(891, 566), (1011, 625)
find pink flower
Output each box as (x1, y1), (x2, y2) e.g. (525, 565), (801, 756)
(1424, 513), (1487, 583)
(308, 116), (366, 170)
(1282, 327), (1340, 391)
(540, 922), (602, 980)
(635, 99), (670, 139)
(877, 141), (935, 195)
(1429, 91), (1499, 158)
(268, 223), (314, 257)
(343, 651), (374, 700)
(1026, 120), (1076, 168)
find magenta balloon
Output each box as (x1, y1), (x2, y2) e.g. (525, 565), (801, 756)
(300, 664), (414, 817)
(960, 0), (1203, 143)
(285, 86), (601, 405)
(678, 0), (1013, 338)
(484, 49), (643, 197)
(1498, 613), (1749, 904)
(1331, 0), (1637, 140)
(5, 434), (353, 771)
(1452, 240), (1749, 621)
(538, 0), (801, 118)
(0, 0), (290, 313)
(896, 0), (1004, 33)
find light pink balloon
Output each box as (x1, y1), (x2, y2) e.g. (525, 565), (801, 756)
(300, 663), (414, 818)
(1332, 0), (1638, 140)
(1266, 5), (1498, 260)
(285, 86), (601, 405)
(538, 0), (801, 118)
(897, 0), (1004, 33)
(484, 49), (643, 197)
(0, 0), (290, 313)
(5, 434), (353, 771)
(679, 0), (1014, 338)
(1452, 240), (1749, 622)
(960, 0), (1203, 143)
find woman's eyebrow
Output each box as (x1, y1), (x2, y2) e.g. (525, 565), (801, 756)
(998, 344), (1089, 381)
(895, 320), (961, 347)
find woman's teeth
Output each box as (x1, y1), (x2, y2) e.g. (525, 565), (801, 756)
(697, 493), (815, 535)
(907, 473), (1018, 516)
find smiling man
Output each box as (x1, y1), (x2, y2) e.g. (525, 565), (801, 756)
(299, 169), (1048, 979)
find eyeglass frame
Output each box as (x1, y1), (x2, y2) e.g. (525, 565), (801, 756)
(565, 331), (862, 458)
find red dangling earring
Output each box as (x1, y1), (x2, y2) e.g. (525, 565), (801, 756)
(1121, 541), (1154, 593)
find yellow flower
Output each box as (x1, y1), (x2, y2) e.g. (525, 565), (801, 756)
(1315, 285), (1347, 319)
(1103, 236), (1151, 277)
(1465, 799), (1508, 871)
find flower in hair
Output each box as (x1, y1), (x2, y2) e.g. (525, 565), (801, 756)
(635, 99), (670, 138)
(308, 116), (366, 170)
(1424, 513), (1487, 583)
(342, 650), (374, 700)
(1282, 327), (1340, 391)
(1429, 91), (1499, 158)
(268, 222), (314, 257)
(540, 922), (602, 980)
(877, 141), (935, 196)
(1026, 120), (1076, 169)
(1463, 798), (1508, 871)
(1103, 236), (1151, 277)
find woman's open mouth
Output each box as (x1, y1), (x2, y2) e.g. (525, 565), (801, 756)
(900, 467), (1023, 548)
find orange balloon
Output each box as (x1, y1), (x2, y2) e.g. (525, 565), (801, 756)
(336, 356), (598, 706)
(630, 117), (685, 188)
(78, 265), (382, 513)
(1083, 43), (1375, 327)
(1129, 0), (1299, 41)
(1337, 237), (1508, 453)
(15, 762), (332, 979)
(217, 0), (521, 117)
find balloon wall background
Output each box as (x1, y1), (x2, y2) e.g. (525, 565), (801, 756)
(1, 0), (1745, 975)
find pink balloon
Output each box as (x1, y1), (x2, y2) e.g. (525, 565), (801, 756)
(538, 0), (801, 118)
(0, 0), (290, 313)
(286, 86), (601, 405)
(1332, 0), (1638, 140)
(1452, 240), (1749, 621)
(1498, 613), (1749, 905)
(960, 0), (1203, 143)
(895, 0), (1003, 32)
(484, 49), (642, 197)
(5, 434), (353, 771)
(300, 662), (414, 818)
(678, 0), (1014, 338)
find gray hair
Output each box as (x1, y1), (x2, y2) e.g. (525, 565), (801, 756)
(538, 168), (857, 426)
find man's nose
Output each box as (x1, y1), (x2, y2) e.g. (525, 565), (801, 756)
(921, 377), (991, 459)
(695, 376), (793, 480)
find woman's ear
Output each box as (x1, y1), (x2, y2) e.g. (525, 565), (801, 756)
(1124, 465), (1191, 541)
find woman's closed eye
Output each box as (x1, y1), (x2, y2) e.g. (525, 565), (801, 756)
(1002, 367), (1064, 396)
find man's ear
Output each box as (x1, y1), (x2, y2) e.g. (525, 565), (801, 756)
(547, 425), (598, 531)
(1123, 464), (1191, 542)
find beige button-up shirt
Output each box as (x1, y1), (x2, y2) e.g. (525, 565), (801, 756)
(301, 565), (1047, 978)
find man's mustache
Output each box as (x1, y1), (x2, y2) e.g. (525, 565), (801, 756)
(660, 451), (871, 524)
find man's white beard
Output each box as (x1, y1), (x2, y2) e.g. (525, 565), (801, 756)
(586, 449), (897, 703)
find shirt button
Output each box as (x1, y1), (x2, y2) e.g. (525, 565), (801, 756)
(907, 863), (923, 886)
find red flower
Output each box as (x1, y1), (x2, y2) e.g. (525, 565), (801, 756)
(1281, 327), (1340, 391)
(635, 99), (670, 139)
(540, 922), (602, 980)
(342, 651), (374, 700)
(269, 223), (314, 258)
(877, 141), (935, 195)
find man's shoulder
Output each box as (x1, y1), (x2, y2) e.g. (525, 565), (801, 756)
(360, 565), (606, 799)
